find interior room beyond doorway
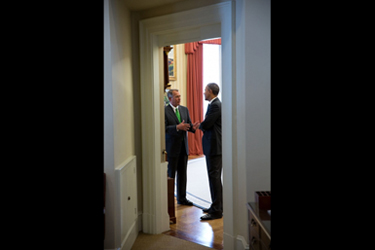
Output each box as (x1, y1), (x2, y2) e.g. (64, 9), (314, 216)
(165, 39), (223, 249)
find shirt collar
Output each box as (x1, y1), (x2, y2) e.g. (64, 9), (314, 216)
(209, 96), (218, 104)
(169, 103), (179, 111)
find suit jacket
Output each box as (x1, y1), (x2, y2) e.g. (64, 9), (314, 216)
(165, 104), (196, 157)
(199, 98), (222, 156)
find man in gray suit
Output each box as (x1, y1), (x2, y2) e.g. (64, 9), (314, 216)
(165, 89), (200, 205)
(199, 83), (223, 220)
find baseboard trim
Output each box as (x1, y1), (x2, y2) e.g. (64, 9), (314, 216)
(236, 235), (249, 250)
(120, 219), (138, 250)
(223, 233), (234, 250)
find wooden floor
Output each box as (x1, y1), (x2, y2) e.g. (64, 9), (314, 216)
(163, 155), (223, 250)
(163, 198), (223, 250)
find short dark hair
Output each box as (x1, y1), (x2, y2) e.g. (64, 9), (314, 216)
(207, 83), (220, 96)
(167, 89), (179, 98)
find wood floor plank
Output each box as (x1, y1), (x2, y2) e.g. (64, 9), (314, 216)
(163, 198), (223, 250)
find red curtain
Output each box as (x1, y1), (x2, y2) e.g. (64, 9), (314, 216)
(185, 38), (221, 155)
(199, 38), (221, 45)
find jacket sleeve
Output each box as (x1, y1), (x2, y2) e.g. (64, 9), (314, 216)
(186, 108), (196, 133)
(165, 109), (179, 135)
(199, 103), (220, 131)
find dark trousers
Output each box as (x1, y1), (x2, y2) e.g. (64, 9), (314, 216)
(205, 154), (223, 215)
(167, 143), (188, 203)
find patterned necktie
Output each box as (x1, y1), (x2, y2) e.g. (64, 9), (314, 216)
(205, 104), (210, 118)
(175, 107), (181, 123)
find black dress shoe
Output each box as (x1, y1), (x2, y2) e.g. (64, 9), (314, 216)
(202, 208), (211, 213)
(178, 200), (193, 206)
(200, 213), (222, 220)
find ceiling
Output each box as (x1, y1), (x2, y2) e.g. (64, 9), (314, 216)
(122, 0), (187, 11)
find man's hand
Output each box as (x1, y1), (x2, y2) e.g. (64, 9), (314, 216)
(192, 121), (200, 130)
(177, 120), (191, 131)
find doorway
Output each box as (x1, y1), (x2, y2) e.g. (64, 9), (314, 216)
(139, 3), (235, 249)
(163, 40), (223, 249)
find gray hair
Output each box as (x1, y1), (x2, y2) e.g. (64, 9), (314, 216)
(207, 83), (220, 95)
(167, 89), (179, 98)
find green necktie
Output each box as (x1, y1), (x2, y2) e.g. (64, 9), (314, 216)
(176, 108), (181, 122)
(176, 108), (184, 141)
(175, 108), (181, 123)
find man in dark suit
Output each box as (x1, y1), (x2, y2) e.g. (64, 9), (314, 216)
(199, 83), (223, 220)
(165, 89), (200, 205)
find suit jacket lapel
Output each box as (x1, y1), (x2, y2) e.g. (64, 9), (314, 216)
(179, 106), (185, 123)
(167, 105), (180, 124)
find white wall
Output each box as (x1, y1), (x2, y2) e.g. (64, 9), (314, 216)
(110, 1), (135, 166)
(104, 0), (136, 248)
(229, 0), (271, 246)
(243, 0), (271, 203)
(104, 0), (115, 248)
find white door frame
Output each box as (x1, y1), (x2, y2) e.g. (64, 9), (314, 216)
(139, 2), (236, 247)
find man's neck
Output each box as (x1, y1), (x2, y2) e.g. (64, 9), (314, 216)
(169, 103), (178, 109)
(209, 96), (218, 103)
